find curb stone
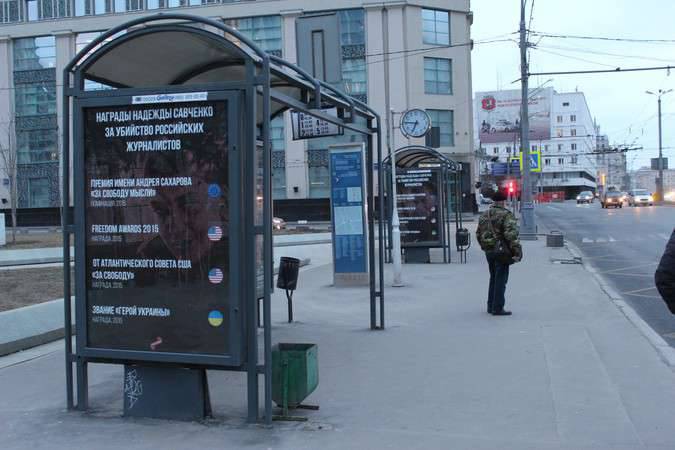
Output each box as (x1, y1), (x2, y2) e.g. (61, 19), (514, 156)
(565, 240), (675, 369)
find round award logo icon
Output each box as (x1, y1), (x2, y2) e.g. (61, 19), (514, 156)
(207, 225), (223, 242)
(208, 184), (221, 198)
(208, 268), (223, 284)
(208, 310), (224, 327)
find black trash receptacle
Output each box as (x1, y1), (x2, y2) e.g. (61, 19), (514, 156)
(456, 228), (470, 248)
(277, 257), (300, 323)
(277, 257), (300, 290)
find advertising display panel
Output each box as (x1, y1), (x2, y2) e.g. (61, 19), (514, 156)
(81, 93), (238, 359)
(396, 168), (442, 247)
(476, 88), (552, 144)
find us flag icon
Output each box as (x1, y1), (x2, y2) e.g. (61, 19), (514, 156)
(208, 268), (223, 284)
(208, 225), (223, 241)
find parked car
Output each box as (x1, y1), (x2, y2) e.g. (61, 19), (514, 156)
(576, 191), (594, 204)
(272, 217), (286, 230)
(627, 189), (654, 207)
(601, 191), (623, 208)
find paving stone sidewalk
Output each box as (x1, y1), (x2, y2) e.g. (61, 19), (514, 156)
(2, 236), (675, 449)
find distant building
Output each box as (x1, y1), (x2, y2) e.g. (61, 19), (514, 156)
(474, 88), (597, 199)
(631, 167), (675, 194)
(595, 126), (627, 191)
(0, 0), (476, 224)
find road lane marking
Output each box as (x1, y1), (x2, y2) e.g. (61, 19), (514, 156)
(622, 286), (659, 295)
(599, 262), (659, 274)
(596, 237), (608, 243)
(582, 237), (594, 243)
(603, 273), (654, 278)
(608, 236), (617, 242)
(546, 205), (562, 211)
(659, 233), (671, 240)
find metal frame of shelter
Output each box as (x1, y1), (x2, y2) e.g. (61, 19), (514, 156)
(60, 13), (385, 425)
(382, 145), (461, 264)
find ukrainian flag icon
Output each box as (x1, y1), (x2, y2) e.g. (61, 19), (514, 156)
(208, 310), (224, 327)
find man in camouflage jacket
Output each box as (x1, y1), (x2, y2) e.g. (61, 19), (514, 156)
(476, 190), (522, 316)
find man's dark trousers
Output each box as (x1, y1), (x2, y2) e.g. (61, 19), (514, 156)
(486, 253), (510, 313)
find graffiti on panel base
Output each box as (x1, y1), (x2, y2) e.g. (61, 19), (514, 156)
(124, 369), (144, 409)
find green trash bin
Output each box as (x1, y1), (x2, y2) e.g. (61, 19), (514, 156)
(272, 343), (319, 419)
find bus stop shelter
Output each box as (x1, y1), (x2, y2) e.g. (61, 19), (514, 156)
(60, 13), (385, 425)
(381, 145), (461, 264)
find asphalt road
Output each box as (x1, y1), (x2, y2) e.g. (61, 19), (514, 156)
(536, 201), (675, 346)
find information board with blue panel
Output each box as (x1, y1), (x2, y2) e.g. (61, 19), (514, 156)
(329, 143), (369, 286)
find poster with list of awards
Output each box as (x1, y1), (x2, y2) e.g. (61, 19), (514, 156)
(84, 95), (231, 355)
(396, 169), (442, 247)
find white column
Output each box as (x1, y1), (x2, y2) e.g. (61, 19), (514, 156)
(280, 10), (307, 199)
(55, 31), (74, 207)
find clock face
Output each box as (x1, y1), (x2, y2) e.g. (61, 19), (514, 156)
(400, 109), (431, 138)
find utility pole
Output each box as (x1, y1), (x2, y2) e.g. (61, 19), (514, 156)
(519, 0), (536, 239)
(646, 88), (672, 202)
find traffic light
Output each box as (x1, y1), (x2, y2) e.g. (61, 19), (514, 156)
(508, 181), (515, 194)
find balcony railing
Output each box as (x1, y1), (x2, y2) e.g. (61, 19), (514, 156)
(0, 0), (256, 24)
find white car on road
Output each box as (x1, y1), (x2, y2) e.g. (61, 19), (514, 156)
(627, 189), (654, 207)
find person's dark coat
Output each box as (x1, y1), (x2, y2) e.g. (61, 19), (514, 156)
(656, 229), (675, 313)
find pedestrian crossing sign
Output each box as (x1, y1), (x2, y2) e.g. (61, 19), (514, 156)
(517, 150), (542, 173)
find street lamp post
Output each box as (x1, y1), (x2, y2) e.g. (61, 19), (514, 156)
(646, 89), (672, 202)
(389, 109), (403, 287)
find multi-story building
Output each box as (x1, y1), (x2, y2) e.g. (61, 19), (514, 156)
(0, 0), (475, 224)
(631, 167), (675, 194)
(594, 127), (627, 191)
(474, 87), (597, 199)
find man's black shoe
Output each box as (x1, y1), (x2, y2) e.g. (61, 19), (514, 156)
(491, 310), (512, 316)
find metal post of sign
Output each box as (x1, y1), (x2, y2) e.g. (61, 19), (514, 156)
(244, 59), (259, 424)
(61, 70), (74, 410)
(261, 55), (273, 426)
(389, 109), (403, 287)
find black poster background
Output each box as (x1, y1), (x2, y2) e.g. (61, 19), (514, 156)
(84, 100), (230, 355)
(396, 169), (442, 246)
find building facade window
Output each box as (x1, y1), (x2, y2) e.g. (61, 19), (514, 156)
(271, 116), (286, 199)
(427, 109), (454, 147)
(557, 144), (563, 151)
(562, 102), (569, 106)
(227, 15), (286, 198)
(13, 36), (59, 208)
(570, 128), (577, 136)
(13, 35), (55, 70)
(556, 115), (563, 123)
(424, 57), (452, 95)
(28, 177), (50, 207)
(571, 143), (577, 150)
(493, 147), (498, 155)
(558, 158), (564, 164)
(545, 158), (551, 166)
(0, 0), (21, 23)
(570, 114), (576, 122)
(422, 8), (449, 45)
(339, 9), (366, 100)
(227, 15), (283, 54)
(307, 9), (367, 199)
(556, 129), (563, 137)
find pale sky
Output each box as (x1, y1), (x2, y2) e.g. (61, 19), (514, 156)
(471, 0), (675, 171)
